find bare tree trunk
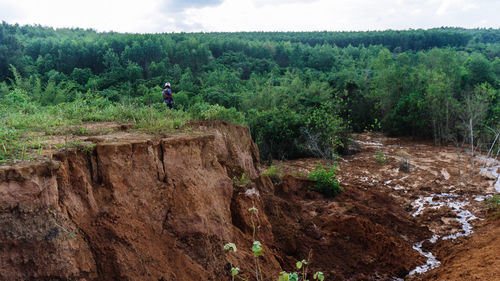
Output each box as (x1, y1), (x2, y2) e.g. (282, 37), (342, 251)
(470, 118), (474, 171)
(484, 129), (500, 169)
(456, 146), (462, 186)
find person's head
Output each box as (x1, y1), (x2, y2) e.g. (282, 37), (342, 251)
(165, 82), (171, 88)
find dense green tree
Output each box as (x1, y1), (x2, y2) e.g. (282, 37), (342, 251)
(2, 23), (500, 159)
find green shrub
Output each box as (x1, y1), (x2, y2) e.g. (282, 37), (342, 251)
(262, 164), (282, 184)
(247, 106), (305, 160)
(308, 162), (342, 197)
(375, 149), (387, 164)
(190, 102), (245, 125)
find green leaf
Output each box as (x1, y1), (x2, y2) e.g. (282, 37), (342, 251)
(231, 267), (239, 276)
(248, 206), (258, 212)
(224, 242), (237, 252)
(314, 272), (324, 281)
(296, 261), (303, 269)
(251, 241), (262, 257)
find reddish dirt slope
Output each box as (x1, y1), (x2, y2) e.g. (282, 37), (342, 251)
(424, 218), (500, 281)
(278, 133), (499, 281)
(0, 122), (432, 281)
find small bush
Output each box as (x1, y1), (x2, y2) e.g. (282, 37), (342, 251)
(190, 102), (245, 125)
(308, 162), (342, 197)
(262, 164), (282, 184)
(375, 149), (387, 164)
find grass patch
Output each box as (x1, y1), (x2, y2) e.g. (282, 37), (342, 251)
(374, 149), (388, 164)
(262, 164), (283, 184)
(0, 95), (191, 164)
(233, 172), (251, 187)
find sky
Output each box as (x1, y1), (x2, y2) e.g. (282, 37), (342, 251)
(1, 0), (500, 33)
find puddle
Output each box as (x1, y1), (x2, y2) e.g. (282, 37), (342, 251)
(409, 235), (440, 275)
(409, 192), (479, 276)
(411, 193), (460, 217)
(405, 153), (500, 276)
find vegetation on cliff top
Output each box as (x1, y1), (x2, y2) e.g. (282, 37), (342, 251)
(1, 23), (500, 163)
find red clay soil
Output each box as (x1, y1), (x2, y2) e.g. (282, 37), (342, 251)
(277, 133), (498, 281)
(1, 123), (494, 281)
(265, 175), (429, 280)
(422, 218), (500, 281)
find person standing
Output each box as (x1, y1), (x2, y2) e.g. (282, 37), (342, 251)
(162, 82), (174, 109)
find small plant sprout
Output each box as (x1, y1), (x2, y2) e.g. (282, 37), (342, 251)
(296, 259), (307, 279)
(248, 206), (259, 240)
(224, 242), (237, 252)
(231, 267), (240, 277)
(375, 149), (388, 164)
(313, 271), (325, 280)
(223, 209), (326, 280)
(251, 241), (262, 257)
(224, 242), (248, 281)
(233, 172), (251, 187)
(296, 250), (312, 280)
(278, 271), (299, 281)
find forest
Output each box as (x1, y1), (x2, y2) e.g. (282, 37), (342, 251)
(1, 22), (500, 161)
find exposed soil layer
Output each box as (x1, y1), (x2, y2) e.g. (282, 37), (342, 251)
(266, 176), (428, 280)
(424, 218), (500, 281)
(1, 124), (494, 280)
(278, 133), (499, 280)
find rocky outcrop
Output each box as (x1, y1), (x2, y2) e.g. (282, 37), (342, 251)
(0, 121), (426, 281)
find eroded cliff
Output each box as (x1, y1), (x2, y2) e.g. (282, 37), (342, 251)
(0, 121), (424, 281)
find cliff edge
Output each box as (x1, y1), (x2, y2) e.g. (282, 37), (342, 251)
(0, 121), (424, 281)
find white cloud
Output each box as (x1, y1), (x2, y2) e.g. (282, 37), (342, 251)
(1, 0), (163, 33)
(0, 0), (499, 32)
(436, 0), (478, 15)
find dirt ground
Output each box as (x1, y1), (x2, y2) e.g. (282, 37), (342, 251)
(2, 123), (499, 280)
(424, 218), (500, 281)
(276, 133), (500, 280)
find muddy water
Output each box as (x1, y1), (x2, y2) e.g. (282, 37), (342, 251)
(289, 137), (499, 279)
(408, 193), (478, 275)
(408, 154), (500, 276)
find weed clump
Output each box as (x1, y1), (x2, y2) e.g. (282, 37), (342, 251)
(262, 164), (282, 185)
(486, 194), (500, 218)
(233, 173), (251, 187)
(308, 162), (342, 197)
(374, 149), (388, 164)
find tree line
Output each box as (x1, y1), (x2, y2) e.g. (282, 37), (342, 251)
(1, 22), (499, 159)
